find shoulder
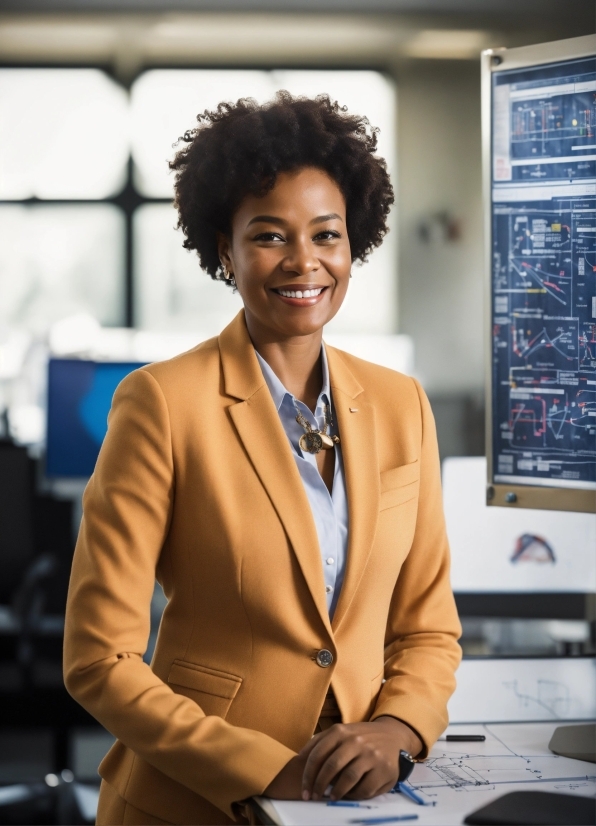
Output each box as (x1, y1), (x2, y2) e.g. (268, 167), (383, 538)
(327, 345), (422, 406)
(121, 336), (220, 393)
(108, 337), (221, 419)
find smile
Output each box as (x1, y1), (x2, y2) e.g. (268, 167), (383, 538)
(273, 287), (325, 299)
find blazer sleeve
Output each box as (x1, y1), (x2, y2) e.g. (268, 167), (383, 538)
(370, 377), (462, 755)
(63, 368), (295, 818)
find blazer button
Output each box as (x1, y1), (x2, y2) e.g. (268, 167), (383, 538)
(315, 649), (333, 668)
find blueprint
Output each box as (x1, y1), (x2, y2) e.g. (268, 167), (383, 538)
(258, 722), (596, 826)
(490, 56), (596, 489)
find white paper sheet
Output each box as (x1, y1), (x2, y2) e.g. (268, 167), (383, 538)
(256, 721), (596, 826)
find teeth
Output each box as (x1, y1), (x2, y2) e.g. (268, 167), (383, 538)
(277, 288), (323, 298)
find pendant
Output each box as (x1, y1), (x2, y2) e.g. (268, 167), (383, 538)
(319, 433), (335, 450)
(299, 432), (323, 454)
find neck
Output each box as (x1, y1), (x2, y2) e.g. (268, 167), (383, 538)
(245, 316), (324, 413)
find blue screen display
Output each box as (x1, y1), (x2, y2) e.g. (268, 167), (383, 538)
(491, 55), (596, 490)
(46, 359), (146, 478)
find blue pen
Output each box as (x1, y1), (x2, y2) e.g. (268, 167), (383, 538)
(349, 816), (418, 825)
(327, 801), (374, 808)
(396, 782), (429, 806)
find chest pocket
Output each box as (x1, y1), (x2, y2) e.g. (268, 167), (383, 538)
(379, 460), (419, 511)
(167, 660), (242, 718)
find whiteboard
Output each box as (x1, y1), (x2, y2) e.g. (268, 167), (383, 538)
(448, 657), (596, 723)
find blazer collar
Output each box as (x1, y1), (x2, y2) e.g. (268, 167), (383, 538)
(218, 311), (379, 637)
(325, 345), (380, 632)
(218, 310), (364, 402)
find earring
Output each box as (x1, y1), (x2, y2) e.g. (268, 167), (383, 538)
(222, 267), (236, 288)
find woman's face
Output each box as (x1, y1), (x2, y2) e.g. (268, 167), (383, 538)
(219, 167), (352, 342)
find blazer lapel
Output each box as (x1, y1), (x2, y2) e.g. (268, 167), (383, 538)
(326, 346), (380, 632)
(219, 312), (332, 636)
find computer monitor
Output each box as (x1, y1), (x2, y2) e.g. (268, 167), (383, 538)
(46, 359), (146, 478)
(483, 35), (596, 513)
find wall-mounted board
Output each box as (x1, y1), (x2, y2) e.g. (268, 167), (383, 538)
(483, 35), (596, 512)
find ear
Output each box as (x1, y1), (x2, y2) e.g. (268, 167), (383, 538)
(216, 231), (233, 273)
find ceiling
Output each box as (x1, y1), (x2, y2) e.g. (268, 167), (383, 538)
(0, 1), (592, 78)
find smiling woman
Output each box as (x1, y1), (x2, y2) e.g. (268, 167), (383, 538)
(63, 91), (462, 826)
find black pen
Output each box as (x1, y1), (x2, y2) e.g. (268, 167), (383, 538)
(438, 734), (486, 742)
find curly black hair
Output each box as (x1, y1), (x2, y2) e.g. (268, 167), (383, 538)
(169, 91), (394, 285)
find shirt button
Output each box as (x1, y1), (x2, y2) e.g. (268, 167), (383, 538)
(315, 649), (334, 668)
(325, 585), (333, 593)
(326, 557), (334, 565)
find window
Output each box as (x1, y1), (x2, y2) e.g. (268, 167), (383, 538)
(0, 67), (396, 336)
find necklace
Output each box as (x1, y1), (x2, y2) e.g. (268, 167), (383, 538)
(295, 404), (340, 454)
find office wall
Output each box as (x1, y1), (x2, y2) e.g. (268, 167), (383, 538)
(397, 59), (484, 396)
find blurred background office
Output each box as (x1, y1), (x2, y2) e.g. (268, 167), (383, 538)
(0, 1), (594, 823)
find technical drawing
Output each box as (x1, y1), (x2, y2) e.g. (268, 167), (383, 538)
(409, 725), (596, 804)
(502, 679), (571, 717)
(492, 197), (596, 486)
(491, 55), (596, 489)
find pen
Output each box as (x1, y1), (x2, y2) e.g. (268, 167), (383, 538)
(438, 735), (486, 742)
(396, 783), (429, 806)
(349, 816), (418, 824)
(327, 801), (375, 808)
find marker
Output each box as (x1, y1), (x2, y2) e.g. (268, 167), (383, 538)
(396, 783), (430, 806)
(349, 817), (418, 825)
(438, 735), (486, 742)
(327, 801), (375, 808)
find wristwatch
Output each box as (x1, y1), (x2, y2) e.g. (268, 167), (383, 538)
(397, 749), (417, 784)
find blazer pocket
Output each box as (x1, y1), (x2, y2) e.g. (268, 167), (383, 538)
(167, 660), (242, 719)
(379, 460), (420, 511)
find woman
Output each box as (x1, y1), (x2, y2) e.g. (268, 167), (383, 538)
(64, 93), (461, 826)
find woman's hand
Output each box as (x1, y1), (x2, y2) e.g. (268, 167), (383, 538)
(263, 717), (422, 801)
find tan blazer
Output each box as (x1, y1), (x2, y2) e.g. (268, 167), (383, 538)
(63, 310), (461, 825)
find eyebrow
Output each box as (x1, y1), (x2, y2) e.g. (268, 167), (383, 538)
(246, 213), (343, 228)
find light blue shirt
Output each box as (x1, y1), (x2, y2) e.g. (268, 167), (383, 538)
(255, 348), (349, 617)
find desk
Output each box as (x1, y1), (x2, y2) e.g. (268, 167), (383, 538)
(254, 721), (596, 825)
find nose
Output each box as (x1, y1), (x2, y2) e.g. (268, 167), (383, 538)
(280, 237), (320, 276)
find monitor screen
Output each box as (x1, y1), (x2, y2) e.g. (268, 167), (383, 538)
(490, 54), (596, 492)
(46, 359), (146, 478)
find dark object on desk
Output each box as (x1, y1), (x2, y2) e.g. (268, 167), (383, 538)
(463, 791), (596, 825)
(446, 734), (485, 742)
(397, 750), (416, 784)
(549, 723), (596, 763)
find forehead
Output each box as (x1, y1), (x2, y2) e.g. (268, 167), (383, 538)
(234, 167), (346, 225)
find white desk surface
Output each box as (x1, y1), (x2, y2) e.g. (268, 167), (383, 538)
(255, 721), (596, 825)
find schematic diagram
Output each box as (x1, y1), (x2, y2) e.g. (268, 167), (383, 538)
(409, 724), (596, 806)
(492, 55), (596, 183)
(492, 193), (596, 486)
(509, 90), (596, 181)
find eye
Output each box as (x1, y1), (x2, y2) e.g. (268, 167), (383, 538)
(253, 232), (285, 243)
(314, 230), (342, 242)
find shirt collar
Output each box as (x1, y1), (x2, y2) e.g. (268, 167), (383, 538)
(255, 346), (331, 412)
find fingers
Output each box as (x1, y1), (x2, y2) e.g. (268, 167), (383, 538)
(301, 725), (348, 800)
(344, 775), (396, 801)
(302, 723), (399, 802)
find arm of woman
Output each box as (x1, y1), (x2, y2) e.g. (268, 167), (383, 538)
(291, 377), (461, 802)
(63, 368), (295, 819)
(369, 377), (462, 753)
